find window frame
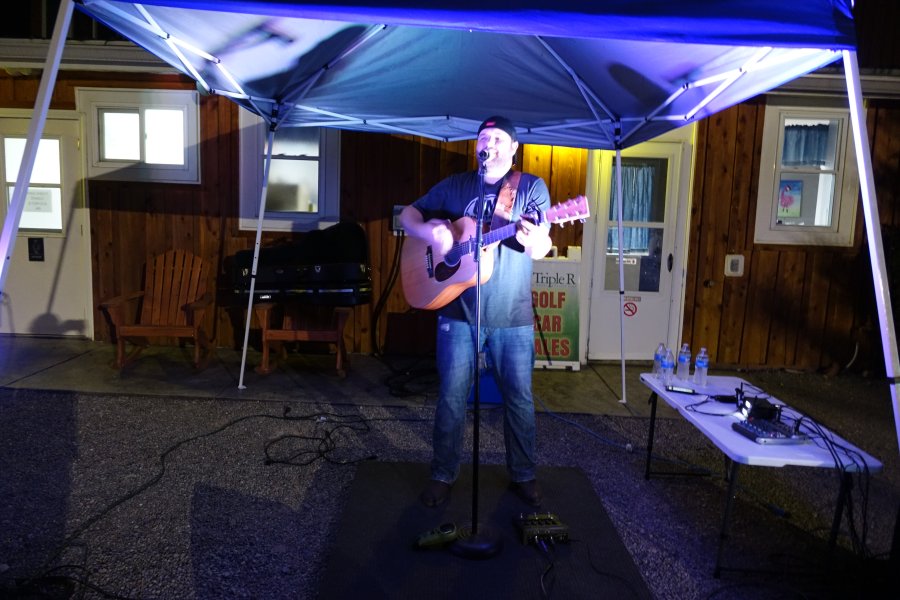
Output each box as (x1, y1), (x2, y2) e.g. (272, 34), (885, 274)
(76, 87), (200, 184)
(238, 110), (341, 232)
(754, 99), (860, 247)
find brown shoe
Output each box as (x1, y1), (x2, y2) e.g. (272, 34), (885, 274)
(419, 479), (451, 507)
(512, 479), (542, 507)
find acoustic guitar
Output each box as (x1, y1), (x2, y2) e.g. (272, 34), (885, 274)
(400, 195), (590, 310)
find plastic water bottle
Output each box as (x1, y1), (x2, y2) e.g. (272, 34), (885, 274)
(676, 343), (691, 381)
(694, 347), (709, 387)
(652, 342), (666, 376)
(661, 348), (675, 386)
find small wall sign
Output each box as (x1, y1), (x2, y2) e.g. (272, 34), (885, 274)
(28, 238), (44, 262)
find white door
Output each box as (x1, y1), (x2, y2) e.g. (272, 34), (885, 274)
(0, 113), (92, 337)
(583, 130), (694, 361)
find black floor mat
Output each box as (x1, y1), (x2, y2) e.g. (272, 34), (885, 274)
(318, 461), (652, 599)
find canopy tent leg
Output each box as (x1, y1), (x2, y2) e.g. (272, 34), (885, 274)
(0, 0), (74, 298)
(237, 123), (277, 389)
(614, 147), (627, 404)
(842, 50), (900, 454)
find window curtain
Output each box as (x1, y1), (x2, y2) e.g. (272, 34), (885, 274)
(608, 164), (653, 252)
(782, 123), (829, 167)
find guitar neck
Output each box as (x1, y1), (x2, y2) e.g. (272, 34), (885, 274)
(443, 196), (587, 265)
(450, 220), (520, 263)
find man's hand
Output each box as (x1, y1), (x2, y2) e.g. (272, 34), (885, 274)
(426, 219), (454, 255)
(400, 206), (454, 254)
(516, 218), (552, 259)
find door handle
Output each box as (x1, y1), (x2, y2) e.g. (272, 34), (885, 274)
(667, 253), (673, 272)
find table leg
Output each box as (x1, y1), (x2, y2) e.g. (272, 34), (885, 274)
(827, 471), (852, 557)
(714, 459), (741, 578)
(644, 391), (658, 480)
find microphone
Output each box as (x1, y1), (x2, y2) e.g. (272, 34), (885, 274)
(478, 149), (491, 162)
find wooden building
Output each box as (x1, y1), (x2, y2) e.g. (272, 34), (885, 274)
(1, 1), (899, 374)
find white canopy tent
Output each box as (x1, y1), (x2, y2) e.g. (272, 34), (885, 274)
(1, 0), (896, 450)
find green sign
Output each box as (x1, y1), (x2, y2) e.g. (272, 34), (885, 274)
(532, 260), (579, 367)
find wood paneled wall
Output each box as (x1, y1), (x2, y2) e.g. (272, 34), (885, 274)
(2, 69), (898, 374)
(685, 98), (900, 374)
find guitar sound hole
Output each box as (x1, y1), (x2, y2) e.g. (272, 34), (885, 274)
(434, 261), (459, 283)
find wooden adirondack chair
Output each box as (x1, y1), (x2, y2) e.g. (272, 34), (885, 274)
(100, 249), (213, 369)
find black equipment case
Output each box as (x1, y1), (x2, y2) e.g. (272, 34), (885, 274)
(232, 221), (372, 306)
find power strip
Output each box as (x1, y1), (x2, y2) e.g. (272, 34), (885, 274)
(514, 512), (570, 544)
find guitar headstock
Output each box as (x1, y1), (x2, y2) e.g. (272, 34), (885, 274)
(548, 195), (590, 226)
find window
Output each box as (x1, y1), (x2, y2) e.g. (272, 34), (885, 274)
(76, 88), (200, 183)
(239, 110), (340, 232)
(605, 157), (668, 292)
(3, 136), (62, 231)
(754, 99), (860, 246)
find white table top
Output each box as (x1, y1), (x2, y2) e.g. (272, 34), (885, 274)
(640, 373), (883, 472)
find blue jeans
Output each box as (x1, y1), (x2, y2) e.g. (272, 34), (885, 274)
(430, 316), (537, 484)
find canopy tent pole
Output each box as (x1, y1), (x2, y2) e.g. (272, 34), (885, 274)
(237, 121), (277, 389)
(842, 50), (900, 453)
(0, 0), (74, 299)
(534, 36), (616, 146)
(614, 144), (627, 404)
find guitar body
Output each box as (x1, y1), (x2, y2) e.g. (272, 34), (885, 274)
(400, 195), (589, 310)
(400, 217), (495, 310)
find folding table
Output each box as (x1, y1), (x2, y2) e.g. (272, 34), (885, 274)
(639, 373), (883, 576)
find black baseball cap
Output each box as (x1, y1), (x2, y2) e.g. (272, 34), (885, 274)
(477, 115), (518, 142)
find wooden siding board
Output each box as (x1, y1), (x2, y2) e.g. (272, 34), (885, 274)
(719, 271), (749, 364)
(116, 185), (147, 300)
(547, 146), (587, 253)
(823, 252), (859, 371)
(768, 250), (807, 366)
(795, 252), (831, 370)
(741, 249), (778, 366)
(730, 102), (763, 249)
(692, 108), (738, 360)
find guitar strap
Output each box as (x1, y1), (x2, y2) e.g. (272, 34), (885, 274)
(490, 170), (522, 231)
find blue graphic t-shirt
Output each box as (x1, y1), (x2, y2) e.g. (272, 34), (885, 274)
(410, 170), (551, 327)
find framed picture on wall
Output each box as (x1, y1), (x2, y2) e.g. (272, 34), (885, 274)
(777, 179), (802, 218)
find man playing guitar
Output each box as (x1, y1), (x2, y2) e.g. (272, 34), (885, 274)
(399, 115), (552, 509)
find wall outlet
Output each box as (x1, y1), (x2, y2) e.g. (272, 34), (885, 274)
(724, 254), (744, 277)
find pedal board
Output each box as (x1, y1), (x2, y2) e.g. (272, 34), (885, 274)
(514, 512), (570, 544)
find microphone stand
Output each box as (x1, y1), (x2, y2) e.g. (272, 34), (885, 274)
(451, 153), (503, 559)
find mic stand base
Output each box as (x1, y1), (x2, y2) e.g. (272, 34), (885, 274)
(450, 523), (503, 560)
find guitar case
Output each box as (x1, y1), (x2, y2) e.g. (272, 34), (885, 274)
(231, 220), (372, 306)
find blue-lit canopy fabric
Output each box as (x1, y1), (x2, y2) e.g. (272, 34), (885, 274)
(75, 0), (856, 149)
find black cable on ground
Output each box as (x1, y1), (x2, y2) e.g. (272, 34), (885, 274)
(6, 405), (431, 600)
